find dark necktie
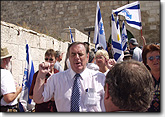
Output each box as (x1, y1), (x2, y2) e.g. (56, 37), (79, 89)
(70, 73), (81, 112)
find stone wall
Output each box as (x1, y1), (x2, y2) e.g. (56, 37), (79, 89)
(1, 1), (160, 46)
(1, 21), (89, 84)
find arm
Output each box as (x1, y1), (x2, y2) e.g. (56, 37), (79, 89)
(33, 62), (54, 104)
(141, 36), (146, 49)
(3, 85), (22, 103)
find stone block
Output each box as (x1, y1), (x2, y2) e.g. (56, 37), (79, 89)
(11, 59), (23, 76)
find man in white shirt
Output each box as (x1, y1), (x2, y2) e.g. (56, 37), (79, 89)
(87, 51), (99, 71)
(129, 38), (142, 62)
(1, 47), (22, 112)
(54, 51), (64, 72)
(33, 42), (106, 112)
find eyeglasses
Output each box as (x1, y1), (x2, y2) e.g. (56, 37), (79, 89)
(148, 55), (160, 61)
(45, 58), (54, 61)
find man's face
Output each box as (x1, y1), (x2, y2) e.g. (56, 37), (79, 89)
(69, 44), (89, 73)
(5, 57), (12, 71)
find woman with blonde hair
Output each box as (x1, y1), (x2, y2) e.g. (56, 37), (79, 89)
(95, 49), (109, 75)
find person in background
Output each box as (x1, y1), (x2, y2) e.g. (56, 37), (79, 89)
(123, 51), (132, 61)
(33, 42), (106, 112)
(87, 51), (99, 71)
(54, 50), (64, 72)
(104, 60), (154, 112)
(128, 38), (142, 62)
(29, 49), (58, 112)
(84, 42), (90, 53)
(142, 44), (160, 112)
(1, 47), (22, 112)
(95, 49), (109, 75)
(107, 41), (113, 59)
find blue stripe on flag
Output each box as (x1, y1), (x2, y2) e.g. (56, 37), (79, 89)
(112, 40), (123, 51)
(126, 20), (142, 27)
(123, 43), (127, 51)
(127, 4), (140, 9)
(98, 9), (101, 24)
(19, 43), (35, 112)
(114, 53), (121, 62)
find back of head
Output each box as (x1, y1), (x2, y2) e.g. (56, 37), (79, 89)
(55, 50), (62, 58)
(95, 49), (109, 60)
(88, 51), (95, 63)
(84, 42), (90, 54)
(106, 60), (154, 112)
(129, 38), (138, 46)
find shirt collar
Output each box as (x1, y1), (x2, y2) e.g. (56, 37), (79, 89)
(70, 67), (88, 80)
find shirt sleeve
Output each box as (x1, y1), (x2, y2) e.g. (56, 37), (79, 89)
(42, 74), (56, 102)
(1, 70), (16, 95)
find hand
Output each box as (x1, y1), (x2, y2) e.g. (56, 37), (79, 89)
(16, 85), (22, 94)
(106, 58), (116, 70)
(38, 62), (54, 79)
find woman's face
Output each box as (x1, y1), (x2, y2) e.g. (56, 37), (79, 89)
(95, 55), (106, 67)
(45, 55), (56, 68)
(146, 51), (160, 72)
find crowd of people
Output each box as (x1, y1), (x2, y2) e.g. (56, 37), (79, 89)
(1, 37), (160, 112)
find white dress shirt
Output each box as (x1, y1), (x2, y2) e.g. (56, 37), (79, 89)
(54, 61), (63, 72)
(87, 63), (99, 71)
(132, 47), (142, 62)
(42, 67), (106, 112)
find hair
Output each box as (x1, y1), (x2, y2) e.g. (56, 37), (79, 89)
(67, 42), (87, 56)
(55, 50), (62, 58)
(45, 49), (56, 57)
(88, 51), (95, 63)
(84, 42), (90, 54)
(95, 49), (109, 60)
(142, 44), (160, 66)
(105, 60), (154, 112)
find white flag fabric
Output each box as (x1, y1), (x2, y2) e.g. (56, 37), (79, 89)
(121, 21), (128, 51)
(112, 1), (142, 30)
(93, 1), (107, 51)
(111, 14), (124, 62)
(69, 26), (74, 43)
(19, 42), (35, 112)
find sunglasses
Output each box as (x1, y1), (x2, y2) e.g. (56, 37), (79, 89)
(45, 58), (54, 61)
(148, 55), (160, 61)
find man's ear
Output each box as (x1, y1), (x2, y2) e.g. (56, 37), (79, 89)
(104, 83), (110, 99)
(86, 52), (89, 63)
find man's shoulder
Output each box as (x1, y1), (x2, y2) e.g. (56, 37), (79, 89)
(86, 68), (105, 77)
(1, 69), (12, 77)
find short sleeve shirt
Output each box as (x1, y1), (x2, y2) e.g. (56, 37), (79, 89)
(1, 69), (17, 106)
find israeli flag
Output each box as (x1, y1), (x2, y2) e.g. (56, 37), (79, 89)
(69, 26), (74, 43)
(111, 14), (124, 62)
(93, 1), (107, 51)
(112, 1), (142, 30)
(121, 21), (128, 51)
(19, 41), (35, 112)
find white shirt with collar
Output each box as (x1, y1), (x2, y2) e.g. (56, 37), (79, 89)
(42, 67), (106, 112)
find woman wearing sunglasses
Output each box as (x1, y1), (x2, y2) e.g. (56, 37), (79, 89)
(29, 49), (59, 112)
(142, 43), (160, 112)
